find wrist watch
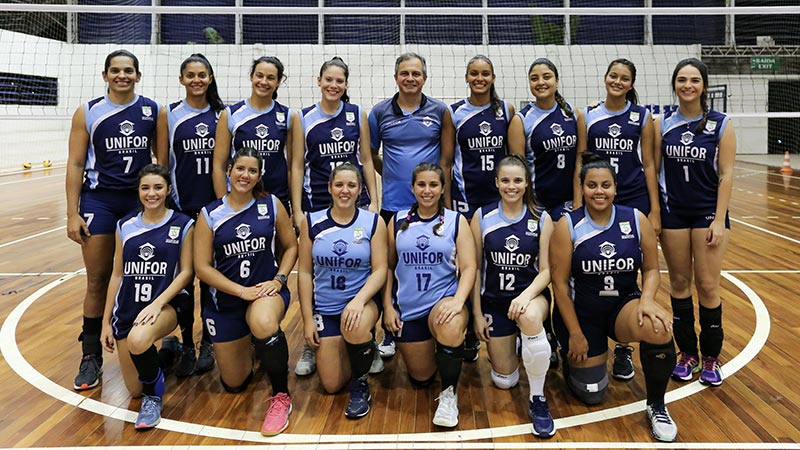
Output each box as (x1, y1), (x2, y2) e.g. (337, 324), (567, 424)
(274, 273), (287, 287)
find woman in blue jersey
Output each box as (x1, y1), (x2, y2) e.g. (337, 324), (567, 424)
(100, 164), (194, 430)
(194, 148), (298, 436)
(508, 57), (578, 219)
(212, 56), (295, 210)
(156, 53), (224, 377)
(655, 58), (735, 387)
(550, 153), (677, 442)
(297, 163), (387, 419)
(384, 162), (477, 428)
(470, 155), (556, 438)
(441, 55), (522, 219)
(66, 49), (161, 392)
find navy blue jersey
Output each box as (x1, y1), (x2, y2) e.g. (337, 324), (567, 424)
(167, 100), (220, 211)
(584, 102), (650, 206)
(392, 208), (460, 321)
(226, 99), (292, 204)
(201, 194), (288, 311)
(659, 110), (729, 215)
(308, 208), (379, 315)
(566, 205), (642, 305)
(83, 95), (159, 191)
(450, 99), (510, 208)
(518, 102), (577, 211)
(111, 210), (193, 337)
(368, 93), (448, 212)
(477, 202), (545, 303)
(300, 102), (369, 211)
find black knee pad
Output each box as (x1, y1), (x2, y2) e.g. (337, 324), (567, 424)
(220, 371), (253, 393)
(409, 372), (437, 388)
(567, 364), (608, 405)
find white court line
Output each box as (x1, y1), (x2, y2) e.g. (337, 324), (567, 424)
(731, 217), (800, 245)
(0, 272), (78, 277)
(0, 272), (772, 447)
(0, 445), (797, 450)
(0, 226), (66, 249)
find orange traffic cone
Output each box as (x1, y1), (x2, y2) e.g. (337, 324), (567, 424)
(780, 151), (793, 175)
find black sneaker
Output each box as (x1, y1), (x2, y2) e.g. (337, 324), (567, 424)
(195, 340), (215, 374)
(158, 336), (179, 375)
(175, 343), (196, 377)
(73, 354), (102, 390)
(612, 344), (635, 380)
(463, 334), (480, 362)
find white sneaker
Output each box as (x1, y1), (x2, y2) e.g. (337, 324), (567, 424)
(368, 348), (384, 374)
(432, 386), (459, 427)
(294, 344), (316, 376)
(378, 334), (396, 358)
(647, 403), (678, 442)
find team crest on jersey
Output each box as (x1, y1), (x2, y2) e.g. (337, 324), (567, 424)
(422, 116), (433, 128)
(257, 204), (268, 216)
(332, 239), (349, 256)
(138, 243), (155, 261)
(526, 219), (538, 236)
(628, 111), (640, 125)
(619, 221), (634, 239)
(680, 131), (694, 146)
(608, 124), (622, 138)
(504, 234), (520, 252)
(276, 112), (286, 123)
(168, 226), (181, 240)
(353, 227), (364, 244)
(255, 124), (269, 138)
(235, 223), (252, 240)
(479, 121), (492, 136)
(598, 241), (617, 259)
(346, 111), (356, 124)
(331, 127), (344, 142)
(195, 122), (210, 138)
(142, 105), (152, 118)
(119, 120), (135, 136)
(550, 123), (564, 137)
(704, 120), (717, 134)
(495, 108), (504, 120)
(415, 235), (430, 251)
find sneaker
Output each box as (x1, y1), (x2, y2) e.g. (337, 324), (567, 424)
(672, 352), (700, 381)
(345, 376), (371, 419)
(261, 392), (292, 436)
(175, 343), (196, 377)
(135, 395), (162, 430)
(378, 334), (396, 358)
(368, 349), (384, 374)
(158, 336), (179, 375)
(646, 403), (678, 442)
(432, 386), (459, 427)
(463, 335), (480, 362)
(294, 344), (316, 376)
(195, 341), (215, 374)
(612, 344), (635, 380)
(528, 395), (556, 438)
(699, 356), (723, 386)
(73, 354), (102, 390)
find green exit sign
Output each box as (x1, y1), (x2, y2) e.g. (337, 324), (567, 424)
(751, 56), (780, 70)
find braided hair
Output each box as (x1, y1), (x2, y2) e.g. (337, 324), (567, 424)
(319, 56), (350, 103)
(605, 58), (639, 105)
(398, 162), (446, 236)
(671, 57), (710, 135)
(529, 58), (574, 118)
(467, 54), (501, 115)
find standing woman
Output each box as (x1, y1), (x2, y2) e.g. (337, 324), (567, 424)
(470, 155), (556, 438)
(156, 53), (224, 376)
(656, 58), (735, 387)
(509, 57), (578, 219)
(383, 163), (477, 428)
(297, 163), (387, 418)
(66, 49), (160, 391)
(575, 58), (660, 380)
(194, 148), (298, 436)
(441, 54), (521, 219)
(550, 153), (678, 442)
(213, 56), (295, 210)
(100, 164), (194, 430)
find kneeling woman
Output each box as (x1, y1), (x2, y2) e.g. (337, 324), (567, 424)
(100, 164), (195, 430)
(194, 147), (298, 436)
(550, 153), (678, 442)
(384, 162), (477, 428)
(470, 155), (556, 438)
(297, 163), (387, 418)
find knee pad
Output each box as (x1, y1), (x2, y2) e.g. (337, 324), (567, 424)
(220, 371), (253, 393)
(409, 372), (437, 388)
(491, 367), (519, 390)
(567, 364), (608, 405)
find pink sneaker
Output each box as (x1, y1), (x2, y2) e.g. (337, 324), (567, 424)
(261, 392), (292, 436)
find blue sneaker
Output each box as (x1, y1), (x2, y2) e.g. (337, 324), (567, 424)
(672, 352), (700, 381)
(135, 395), (162, 430)
(529, 395), (556, 438)
(345, 376), (371, 418)
(699, 356), (723, 386)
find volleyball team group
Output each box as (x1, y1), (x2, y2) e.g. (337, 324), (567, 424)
(64, 48), (734, 442)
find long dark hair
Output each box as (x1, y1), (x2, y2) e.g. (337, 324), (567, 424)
(230, 147), (267, 198)
(671, 57), (710, 135)
(579, 152), (617, 186)
(180, 53), (224, 112)
(605, 58), (639, 104)
(250, 56), (286, 100)
(137, 163), (174, 211)
(467, 54), (501, 115)
(399, 162), (446, 236)
(319, 56), (350, 103)
(104, 49), (140, 75)
(528, 58), (573, 118)
(496, 154), (541, 221)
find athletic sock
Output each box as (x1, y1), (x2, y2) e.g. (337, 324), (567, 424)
(253, 330), (290, 395)
(345, 340), (375, 380)
(640, 340), (677, 406)
(435, 342), (464, 392)
(520, 330), (551, 398)
(671, 295), (698, 356)
(699, 304), (723, 358)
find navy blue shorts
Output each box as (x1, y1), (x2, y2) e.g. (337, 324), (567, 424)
(616, 194), (650, 216)
(553, 290), (640, 358)
(482, 288), (551, 338)
(202, 291), (290, 343)
(661, 209), (730, 230)
(112, 293), (186, 340)
(451, 198), (481, 221)
(391, 314), (433, 343)
(80, 189), (139, 235)
(547, 201), (574, 220)
(314, 298), (382, 338)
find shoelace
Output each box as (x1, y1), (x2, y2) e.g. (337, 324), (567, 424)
(532, 399), (550, 418)
(703, 358), (718, 371)
(141, 397), (160, 416)
(651, 406), (672, 424)
(677, 353), (694, 366)
(267, 395), (290, 416)
(79, 356), (98, 371)
(301, 346), (315, 360)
